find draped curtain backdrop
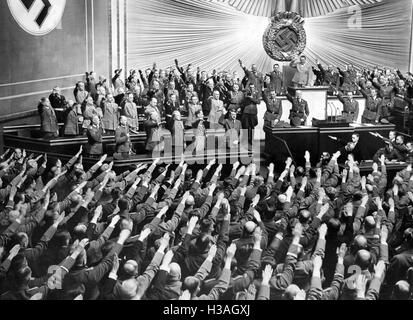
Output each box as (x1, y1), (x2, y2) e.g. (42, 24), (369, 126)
(126, 0), (413, 74)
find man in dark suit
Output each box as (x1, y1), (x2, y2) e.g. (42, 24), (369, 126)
(115, 116), (132, 159)
(38, 97), (59, 139)
(317, 60), (339, 95)
(220, 109), (242, 149)
(345, 133), (364, 162)
(49, 86), (67, 110)
(286, 91), (309, 127)
(269, 64), (284, 95)
(85, 115), (103, 158)
(242, 84), (261, 146)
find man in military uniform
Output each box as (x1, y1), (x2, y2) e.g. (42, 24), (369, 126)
(360, 88), (384, 124)
(337, 91), (359, 123)
(85, 115), (103, 158)
(287, 91), (309, 127)
(290, 55), (313, 88)
(263, 89), (283, 127)
(317, 60), (339, 95)
(115, 116), (133, 159)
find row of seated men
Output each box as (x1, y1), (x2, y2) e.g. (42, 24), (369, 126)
(38, 58), (413, 146)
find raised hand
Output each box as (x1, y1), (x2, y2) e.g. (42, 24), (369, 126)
(318, 223), (328, 239)
(313, 255), (323, 271)
(112, 254), (120, 274)
(304, 151), (310, 163)
(208, 244), (218, 260)
(159, 233), (170, 250)
(226, 243), (237, 260)
(262, 264), (273, 285)
(337, 243), (347, 259)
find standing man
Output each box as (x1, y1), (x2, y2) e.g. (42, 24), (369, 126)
(239, 60), (264, 95)
(207, 90), (226, 130)
(228, 83), (244, 119)
(290, 55), (313, 88)
(38, 97), (59, 139)
(63, 100), (80, 137)
(337, 91), (359, 123)
(263, 89), (283, 128)
(242, 84), (261, 146)
(344, 133), (363, 162)
(361, 88), (383, 124)
(49, 86), (67, 110)
(171, 111), (185, 157)
(144, 112), (162, 155)
(219, 109), (242, 149)
(200, 79), (215, 117)
(85, 115), (103, 158)
(102, 94), (120, 135)
(115, 116), (133, 159)
(269, 64), (284, 95)
(286, 91), (309, 127)
(317, 60), (339, 95)
(122, 93), (139, 132)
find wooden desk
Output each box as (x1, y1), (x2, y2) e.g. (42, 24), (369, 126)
(264, 125), (319, 165)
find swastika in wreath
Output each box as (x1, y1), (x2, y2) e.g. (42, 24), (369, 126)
(263, 12), (307, 61)
(7, 0), (66, 36)
(273, 27), (299, 52)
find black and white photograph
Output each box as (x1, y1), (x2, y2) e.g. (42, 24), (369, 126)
(1, 0), (413, 309)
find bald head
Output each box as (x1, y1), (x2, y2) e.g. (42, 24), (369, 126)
(283, 284), (301, 300)
(353, 235), (368, 251)
(169, 263), (181, 281)
(355, 249), (371, 270)
(185, 195), (195, 207)
(183, 276), (200, 295)
(119, 279), (138, 300)
(393, 281), (410, 300)
(245, 221), (257, 233)
(124, 260), (139, 277)
(365, 216), (376, 230)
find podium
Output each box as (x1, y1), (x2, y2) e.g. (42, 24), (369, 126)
(288, 86), (330, 121)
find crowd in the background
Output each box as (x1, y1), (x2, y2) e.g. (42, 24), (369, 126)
(0, 143), (413, 300)
(37, 57), (413, 157)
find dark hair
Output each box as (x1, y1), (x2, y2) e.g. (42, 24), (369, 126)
(118, 198), (130, 211)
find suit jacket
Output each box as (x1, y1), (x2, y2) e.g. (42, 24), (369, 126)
(269, 71), (283, 94)
(242, 93), (260, 115)
(318, 64), (339, 88)
(171, 120), (185, 147)
(207, 99), (225, 124)
(144, 120), (160, 152)
(49, 93), (67, 109)
(338, 94), (359, 122)
(86, 125), (103, 155)
(115, 125), (131, 153)
(290, 62), (313, 86)
(263, 93), (283, 121)
(102, 102), (119, 131)
(63, 108), (79, 136)
(286, 94), (309, 119)
(39, 105), (59, 134)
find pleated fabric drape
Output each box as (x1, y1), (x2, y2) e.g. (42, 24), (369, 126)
(126, 0), (413, 73)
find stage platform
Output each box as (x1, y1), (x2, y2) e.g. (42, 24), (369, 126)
(2, 124), (229, 156)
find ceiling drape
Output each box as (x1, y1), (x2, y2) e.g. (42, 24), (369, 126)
(126, 0), (413, 74)
(207, 0), (383, 18)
